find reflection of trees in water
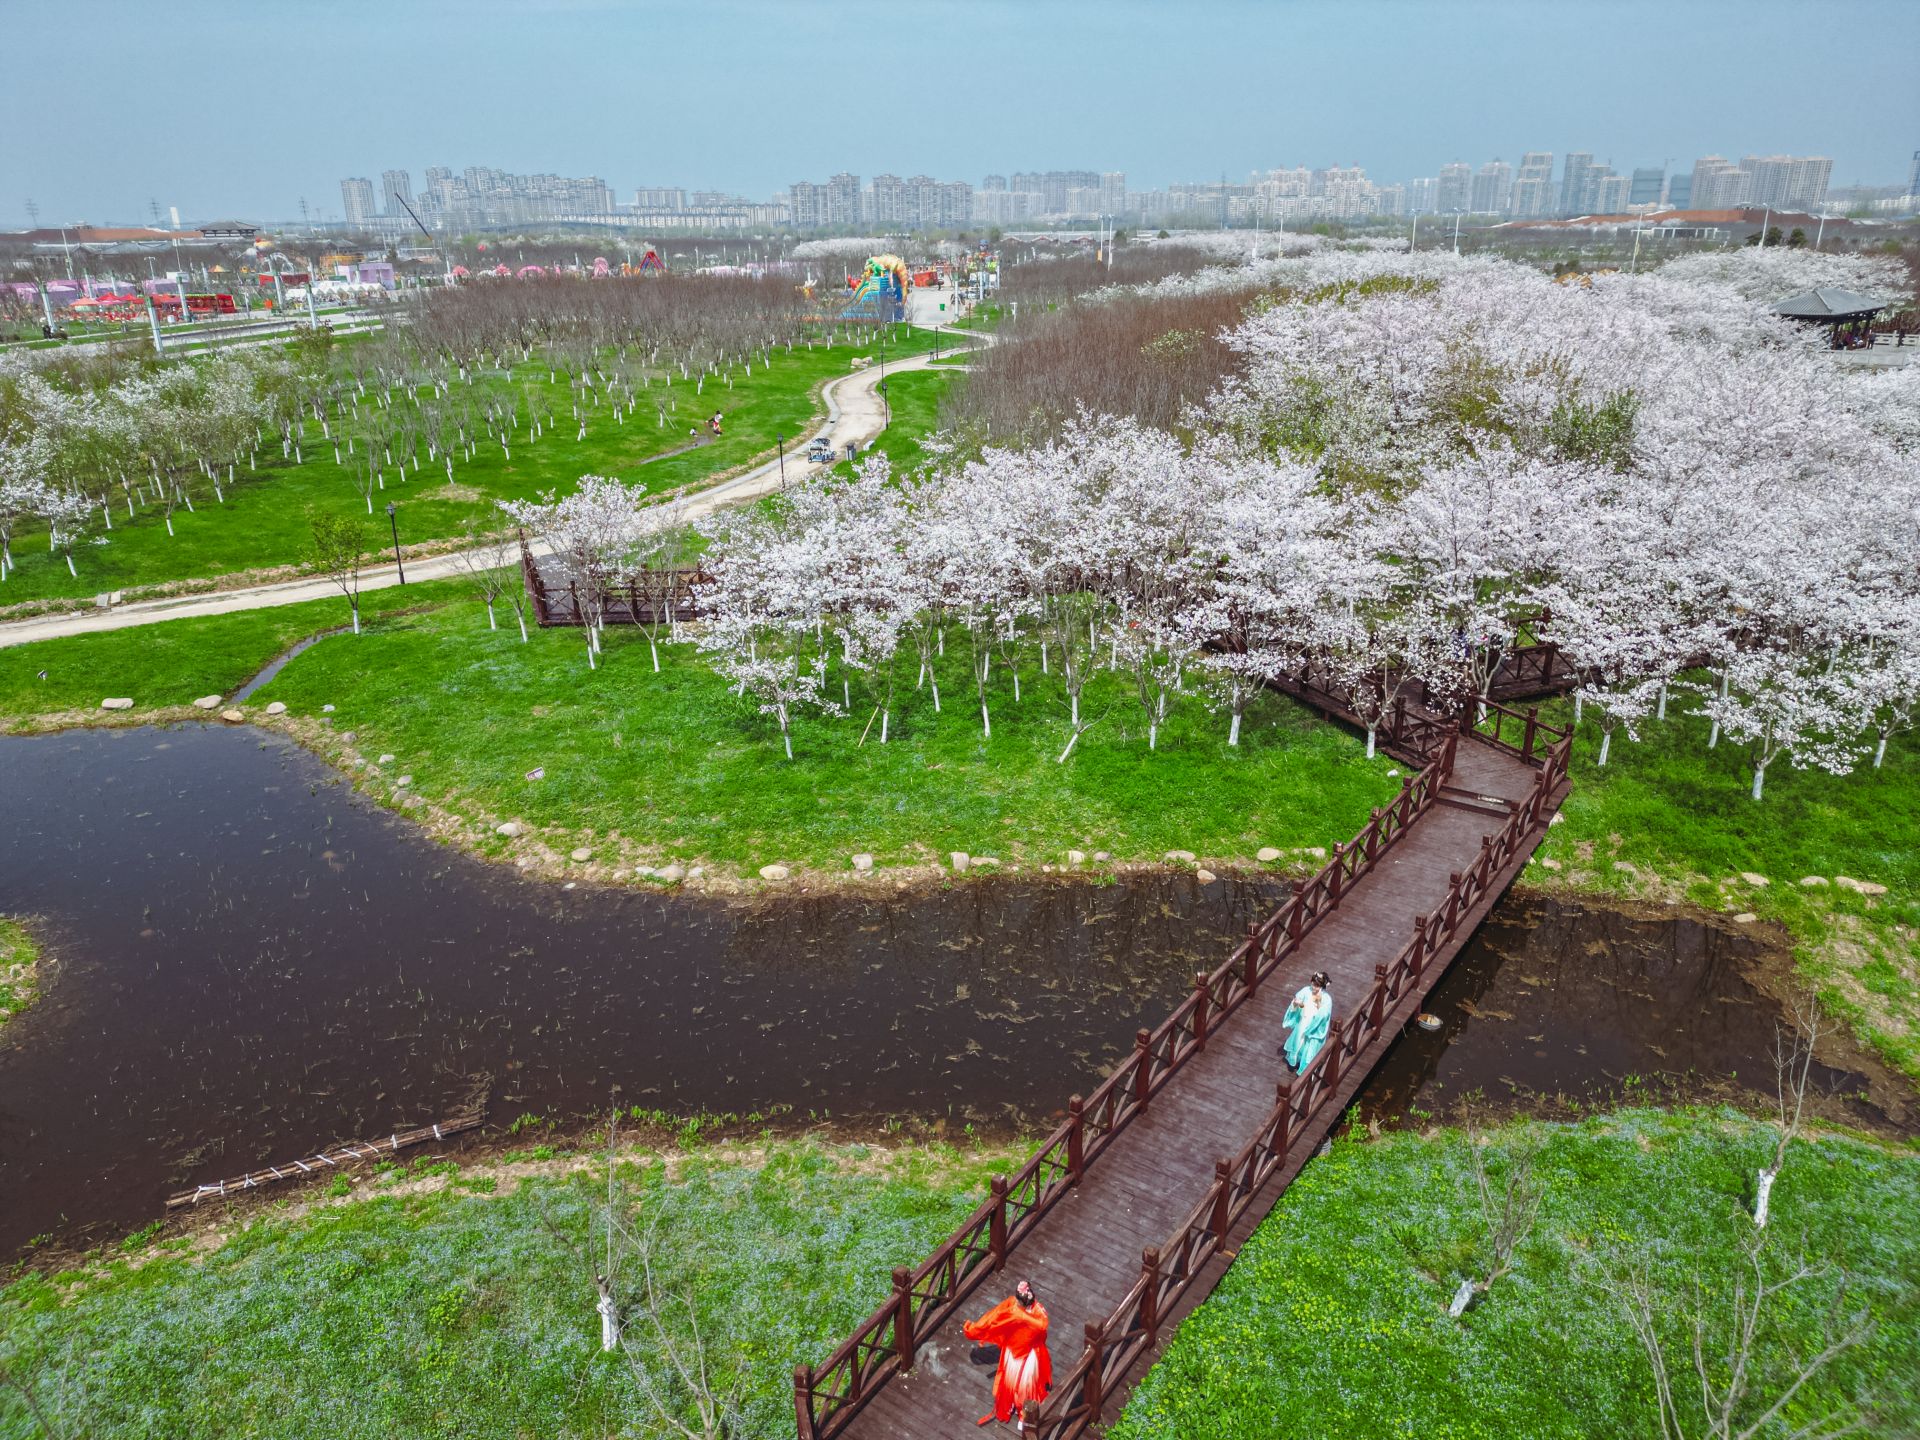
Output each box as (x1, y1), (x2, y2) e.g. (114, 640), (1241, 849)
(1361, 897), (1892, 1131)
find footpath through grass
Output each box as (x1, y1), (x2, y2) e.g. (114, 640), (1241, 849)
(0, 328), (942, 606)
(1531, 692), (1920, 1082)
(0, 1138), (1011, 1440)
(1116, 1109), (1920, 1440)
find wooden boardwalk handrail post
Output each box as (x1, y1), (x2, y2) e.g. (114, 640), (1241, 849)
(990, 1175), (1009, 1271)
(1192, 972), (1210, 1049)
(892, 1267), (915, 1369)
(1411, 914), (1430, 980)
(1329, 842), (1345, 901)
(1323, 1018), (1345, 1092)
(1364, 809), (1382, 862)
(1522, 706), (1539, 760)
(1275, 1078), (1294, 1157)
(1371, 965), (1389, 1029)
(1133, 1029), (1152, 1109)
(1141, 1246), (1163, 1349)
(1066, 1097), (1085, 1184)
(1210, 1158), (1232, 1237)
(1083, 1321), (1107, 1423)
(794, 1365), (816, 1440)
(1288, 882), (1305, 942)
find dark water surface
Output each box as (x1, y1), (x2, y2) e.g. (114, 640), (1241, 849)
(3, 726), (1907, 1262)
(0, 725), (1277, 1257)
(1358, 893), (1910, 1134)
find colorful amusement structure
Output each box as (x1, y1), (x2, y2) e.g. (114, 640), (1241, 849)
(842, 254), (909, 322)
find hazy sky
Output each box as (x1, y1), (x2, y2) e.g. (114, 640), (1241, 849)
(8, 0), (1917, 223)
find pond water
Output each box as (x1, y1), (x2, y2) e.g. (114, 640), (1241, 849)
(1358, 893), (1911, 1136)
(1, 726), (1908, 1263)
(0, 725), (1277, 1258)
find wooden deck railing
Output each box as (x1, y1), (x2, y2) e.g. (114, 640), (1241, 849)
(1027, 730), (1572, 1438)
(793, 732), (1467, 1438)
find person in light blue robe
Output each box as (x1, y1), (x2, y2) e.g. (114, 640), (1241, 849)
(1282, 971), (1333, 1073)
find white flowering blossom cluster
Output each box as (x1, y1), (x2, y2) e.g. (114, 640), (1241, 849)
(693, 247), (1918, 797)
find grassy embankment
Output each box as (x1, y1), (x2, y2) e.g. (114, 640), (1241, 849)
(0, 1137), (1019, 1439)
(1116, 1109), (1920, 1439)
(1529, 696), (1920, 1083)
(0, 327), (943, 606)
(0, 917), (38, 1027)
(0, 584), (1396, 882)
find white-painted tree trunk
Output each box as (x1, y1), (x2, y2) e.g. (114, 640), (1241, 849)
(880, 709), (889, 743)
(1752, 763), (1766, 801)
(981, 704), (991, 737)
(1754, 1167), (1777, 1227)
(930, 679), (941, 712)
(1148, 721), (1158, 751)
(1365, 728), (1377, 759)
(651, 640), (661, 672)
(486, 602), (497, 630)
(351, 606), (360, 635)
(517, 612), (529, 643)
(1229, 710), (1242, 747)
(1656, 680), (1668, 720)
(1573, 692), (1583, 725)
(1875, 734), (1888, 768)
(1598, 729), (1612, 766)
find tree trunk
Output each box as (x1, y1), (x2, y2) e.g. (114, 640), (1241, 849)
(350, 603), (361, 635)
(487, 602), (498, 630)
(1874, 734), (1887, 768)
(1228, 710), (1242, 747)
(650, 639), (661, 672)
(1365, 727), (1376, 759)
(1752, 762), (1766, 801)
(517, 613), (529, 642)
(1754, 1166), (1776, 1227)
(1598, 728), (1612, 767)
(981, 704), (991, 738)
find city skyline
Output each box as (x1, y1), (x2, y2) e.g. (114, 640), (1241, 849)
(6, 0), (1917, 223)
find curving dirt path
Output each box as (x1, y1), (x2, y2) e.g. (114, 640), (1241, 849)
(0, 302), (985, 650)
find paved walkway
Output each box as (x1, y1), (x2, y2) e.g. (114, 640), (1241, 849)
(0, 304), (981, 651)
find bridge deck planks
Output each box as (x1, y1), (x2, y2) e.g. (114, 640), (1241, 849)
(840, 737), (1553, 1439)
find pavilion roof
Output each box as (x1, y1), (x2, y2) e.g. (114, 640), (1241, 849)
(1771, 288), (1890, 320)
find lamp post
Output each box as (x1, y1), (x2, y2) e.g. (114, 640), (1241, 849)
(386, 501), (406, 583)
(776, 431), (786, 490)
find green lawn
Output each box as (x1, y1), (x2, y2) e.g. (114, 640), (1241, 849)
(1531, 693), (1920, 1081)
(0, 916), (37, 1028)
(248, 601), (1397, 877)
(0, 580), (471, 724)
(0, 328), (944, 606)
(1115, 1109), (1920, 1440)
(0, 1138), (1012, 1440)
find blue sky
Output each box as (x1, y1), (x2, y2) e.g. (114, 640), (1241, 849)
(8, 0), (1917, 222)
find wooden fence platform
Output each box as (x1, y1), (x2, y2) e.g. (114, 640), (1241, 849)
(801, 690), (1571, 1439)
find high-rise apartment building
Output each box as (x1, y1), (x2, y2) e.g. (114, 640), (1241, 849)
(1910, 150), (1920, 200)
(1470, 159), (1512, 214)
(1690, 155), (1751, 209)
(1593, 174), (1632, 212)
(1628, 167), (1667, 207)
(1408, 177), (1440, 213)
(380, 169), (413, 216)
(1665, 171), (1691, 208)
(1559, 153), (1596, 214)
(1099, 172), (1127, 213)
(1436, 161), (1472, 212)
(788, 181), (824, 230)
(980, 174), (1008, 192)
(825, 172), (861, 226)
(1510, 151), (1555, 217)
(868, 174), (906, 225)
(340, 176), (377, 226)
(1739, 154), (1832, 210)
(634, 186), (687, 210)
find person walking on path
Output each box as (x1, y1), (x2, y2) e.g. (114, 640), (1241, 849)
(963, 1279), (1051, 1429)
(1282, 971), (1333, 1073)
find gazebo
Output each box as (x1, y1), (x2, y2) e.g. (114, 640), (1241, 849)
(1771, 288), (1889, 349)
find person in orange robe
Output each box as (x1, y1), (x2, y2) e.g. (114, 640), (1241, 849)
(963, 1279), (1051, 1428)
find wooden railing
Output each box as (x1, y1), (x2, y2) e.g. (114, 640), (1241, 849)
(793, 732), (1465, 1438)
(1027, 729), (1572, 1439)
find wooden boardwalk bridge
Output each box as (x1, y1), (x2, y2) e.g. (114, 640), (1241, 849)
(797, 678), (1573, 1440)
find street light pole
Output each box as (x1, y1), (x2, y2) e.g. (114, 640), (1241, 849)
(776, 431), (786, 490)
(386, 501), (406, 583)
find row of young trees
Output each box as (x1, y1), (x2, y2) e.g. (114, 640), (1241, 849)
(511, 244), (1917, 800)
(0, 270), (911, 589)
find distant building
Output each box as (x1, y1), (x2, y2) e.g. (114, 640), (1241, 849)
(1593, 173), (1631, 212)
(1511, 152), (1555, 218)
(1408, 177), (1440, 214)
(634, 186), (687, 210)
(1690, 156), (1751, 209)
(826, 172), (861, 226)
(1559, 153), (1596, 214)
(1739, 154), (1832, 210)
(1909, 149), (1920, 200)
(1437, 161), (1472, 213)
(380, 169), (413, 217)
(340, 177), (376, 227)
(1470, 159), (1512, 214)
(1628, 167), (1667, 207)
(1665, 170), (1692, 208)
(788, 181), (824, 230)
